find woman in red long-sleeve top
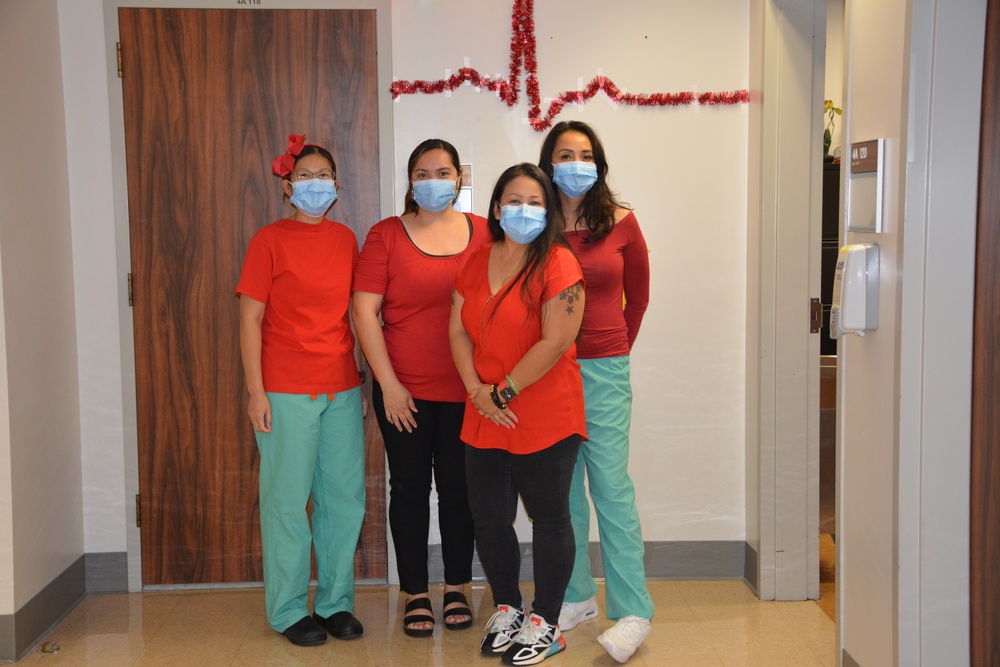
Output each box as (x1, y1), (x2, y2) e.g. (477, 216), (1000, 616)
(538, 121), (654, 665)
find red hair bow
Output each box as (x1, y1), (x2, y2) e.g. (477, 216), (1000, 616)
(272, 134), (307, 177)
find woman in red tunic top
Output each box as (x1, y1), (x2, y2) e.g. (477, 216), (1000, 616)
(450, 163), (586, 666)
(354, 139), (490, 637)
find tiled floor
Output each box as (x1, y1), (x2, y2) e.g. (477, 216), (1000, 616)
(817, 533), (836, 622)
(16, 579), (835, 666)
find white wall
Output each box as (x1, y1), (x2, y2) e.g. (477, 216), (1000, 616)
(896, 1), (981, 664)
(838, 0), (982, 664)
(58, 0), (127, 556)
(391, 0), (750, 543)
(838, 1), (909, 662)
(0, 0), (85, 612)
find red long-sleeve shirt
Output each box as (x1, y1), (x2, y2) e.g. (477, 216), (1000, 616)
(564, 212), (650, 358)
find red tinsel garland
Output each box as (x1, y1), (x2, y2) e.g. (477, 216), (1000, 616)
(389, 0), (750, 132)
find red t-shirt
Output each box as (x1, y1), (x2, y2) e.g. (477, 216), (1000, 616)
(353, 214), (491, 402)
(564, 212), (650, 358)
(455, 243), (587, 454)
(236, 218), (359, 394)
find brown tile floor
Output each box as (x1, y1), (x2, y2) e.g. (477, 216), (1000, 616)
(16, 579), (835, 666)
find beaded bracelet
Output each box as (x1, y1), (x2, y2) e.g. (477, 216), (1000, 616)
(489, 384), (508, 410)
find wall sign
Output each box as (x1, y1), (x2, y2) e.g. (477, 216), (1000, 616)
(846, 138), (888, 233)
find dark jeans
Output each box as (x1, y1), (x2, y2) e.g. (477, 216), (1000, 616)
(465, 435), (582, 626)
(374, 382), (475, 594)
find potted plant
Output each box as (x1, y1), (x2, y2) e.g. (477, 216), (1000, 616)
(824, 100), (842, 160)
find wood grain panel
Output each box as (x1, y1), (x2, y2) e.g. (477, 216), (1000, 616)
(971, 0), (1000, 662)
(120, 8), (385, 584)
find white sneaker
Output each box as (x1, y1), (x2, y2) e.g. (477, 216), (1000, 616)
(501, 613), (566, 665)
(597, 616), (651, 663)
(481, 604), (525, 656)
(557, 596), (598, 631)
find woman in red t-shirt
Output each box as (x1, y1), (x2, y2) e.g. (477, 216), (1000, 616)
(237, 136), (366, 648)
(450, 163), (586, 665)
(538, 120), (653, 664)
(353, 139), (490, 637)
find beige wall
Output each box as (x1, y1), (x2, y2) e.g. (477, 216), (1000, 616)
(58, 0), (128, 555)
(0, 0), (85, 614)
(0, 236), (10, 612)
(838, 0), (983, 664)
(838, 1), (909, 661)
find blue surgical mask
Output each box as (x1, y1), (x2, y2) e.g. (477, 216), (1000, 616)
(551, 161), (598, 198)
(412, 179), (458, 213)
(499, 204), (547, 245)
(290, 179), (337, 217)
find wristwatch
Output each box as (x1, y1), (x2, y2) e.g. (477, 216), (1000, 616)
(498, 384), (517, 404)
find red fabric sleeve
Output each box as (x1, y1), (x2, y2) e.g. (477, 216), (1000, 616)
(620, 214), (650, 349)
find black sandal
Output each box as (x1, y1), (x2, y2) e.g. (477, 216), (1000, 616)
(442, 590), (473, 631)
(402, 596), (435, 638)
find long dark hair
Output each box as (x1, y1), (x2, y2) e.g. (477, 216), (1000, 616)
(403, 139), (462, 214)
(486, 163), (567, 318)
(537, 120), (629, 242)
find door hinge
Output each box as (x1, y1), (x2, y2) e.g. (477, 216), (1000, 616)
(135, 494), (141, 528)
(810, 297), (821, 334)
(117, 42), (123, 78)
(127, 273), (133, 307)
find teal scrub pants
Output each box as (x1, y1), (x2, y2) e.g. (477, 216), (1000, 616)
(565, 356), (655, 621)
(256, 389), (366, 632)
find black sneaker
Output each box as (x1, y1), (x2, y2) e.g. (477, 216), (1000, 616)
(500, 613), (565, 665)
(481, 604), (525, 656)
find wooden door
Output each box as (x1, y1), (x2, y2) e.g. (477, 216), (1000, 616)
(119, 7), (386, 585)
(971, 0), (1000, 661)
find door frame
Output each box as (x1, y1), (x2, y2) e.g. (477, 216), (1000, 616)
(745, 0), (825, 601)
(102, 0), (394, 592)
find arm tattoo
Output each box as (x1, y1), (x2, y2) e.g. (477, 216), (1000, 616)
(559, 283), (582, 315)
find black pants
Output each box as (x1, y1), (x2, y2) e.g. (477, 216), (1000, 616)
(374, 382), (475, 594)
(465, 435), (582, 626)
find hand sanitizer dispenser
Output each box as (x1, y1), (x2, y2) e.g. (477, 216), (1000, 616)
(830, 243), (879, 337)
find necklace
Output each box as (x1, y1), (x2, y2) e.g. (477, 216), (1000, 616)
(496, 249), (525, 290)
(489, 241), (526, 295)
(481, 244), (526, 340)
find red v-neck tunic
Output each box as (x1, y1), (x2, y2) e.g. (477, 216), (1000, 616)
(455, 243), (587, 454)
